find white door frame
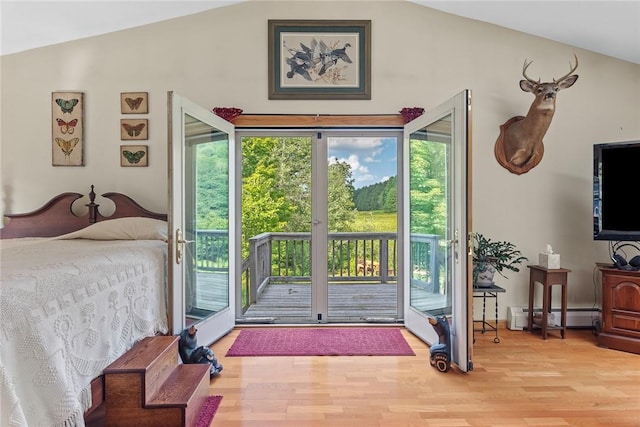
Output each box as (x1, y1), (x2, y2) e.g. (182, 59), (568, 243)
(402, 90), (473, 372)
(168, 91), (236, 346)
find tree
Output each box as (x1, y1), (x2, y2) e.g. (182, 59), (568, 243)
(409, 140), (447, 236)
(327, 160), (356, 231)
(353, 176), (397, 213)
(196, 142), (229, 230)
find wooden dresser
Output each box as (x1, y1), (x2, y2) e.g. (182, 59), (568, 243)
(597, 263), (640, 354)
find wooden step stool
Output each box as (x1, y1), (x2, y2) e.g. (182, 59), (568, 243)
(103, 335), (210, 427)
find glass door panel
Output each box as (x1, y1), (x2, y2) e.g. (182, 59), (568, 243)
(169, 92), (235, 346)
(326, 134), (400, 322)
(184, 114), (230, 320)
(403, 90), (472, 372)
(408, 122), (451, 316)
(237, 134), (314, 322)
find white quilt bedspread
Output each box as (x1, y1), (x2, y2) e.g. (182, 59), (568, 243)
(0, 238), (168, 427)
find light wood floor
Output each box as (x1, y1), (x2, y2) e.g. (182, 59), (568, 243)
(207, 326), (640, 427)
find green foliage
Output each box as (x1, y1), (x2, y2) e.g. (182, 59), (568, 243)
(409, 140), (447, 236)
(195, 134), (448, 266)
(352, 211), (397, 232)
(328, 160), (356, 231)
(240, 136), (359, 255)
(354, 176), (397, 212)
(195, 142), (229, 230)
(472, 233), (528, 278)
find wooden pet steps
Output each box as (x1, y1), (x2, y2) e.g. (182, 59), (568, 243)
(103, 335), (210, 427)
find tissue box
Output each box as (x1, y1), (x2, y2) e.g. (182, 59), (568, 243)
(539, 253), (560, 269)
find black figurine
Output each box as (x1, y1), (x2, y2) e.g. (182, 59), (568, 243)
(428, 316), (451, 373)
(178, 326), (223, 377)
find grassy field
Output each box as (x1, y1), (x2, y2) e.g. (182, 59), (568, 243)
(352, 210), (397, 232)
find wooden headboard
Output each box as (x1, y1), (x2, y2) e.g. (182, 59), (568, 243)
(0, 185), (167, 239)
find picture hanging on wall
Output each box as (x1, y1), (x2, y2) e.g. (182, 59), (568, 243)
(120, 145), (148, 167)
(268, 20), (371, 100)
(52, 91), (84, 166)
(120, 119), (148, 140)
(120, 92), (148, 114)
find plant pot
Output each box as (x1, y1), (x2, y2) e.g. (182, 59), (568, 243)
(473, 262), (496, 287)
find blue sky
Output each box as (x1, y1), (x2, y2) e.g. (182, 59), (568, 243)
(328, 137), (397, 189)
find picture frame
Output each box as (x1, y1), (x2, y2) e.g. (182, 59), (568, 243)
(268, 20), (371, 100)
(120, 145), (148, 167)
(52, 91), (84, 166)
(120, 118), (148, 140)
(120, 92), (148, 114)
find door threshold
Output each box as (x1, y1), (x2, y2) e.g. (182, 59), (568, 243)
(236, 317), (276, 324)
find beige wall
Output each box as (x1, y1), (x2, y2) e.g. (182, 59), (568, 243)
(2, 1), (639, 315)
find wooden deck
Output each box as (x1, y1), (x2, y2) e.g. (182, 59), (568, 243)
(191, 273), (447, 324)
(242, 283), (399, 322)
(241, 281), (447, 323)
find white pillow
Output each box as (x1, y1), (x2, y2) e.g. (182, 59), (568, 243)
(55, 217), (168, 241)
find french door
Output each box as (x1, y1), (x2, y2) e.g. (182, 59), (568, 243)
(403, 90), (473, 372)
(168, 92), (236, 347)
(167, 90), (472, 372)
(236, 130), (401, 323)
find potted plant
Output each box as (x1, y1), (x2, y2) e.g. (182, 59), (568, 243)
(472, 233), (528, 287)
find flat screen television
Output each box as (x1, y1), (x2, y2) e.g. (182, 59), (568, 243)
(593, 140), (640, 241)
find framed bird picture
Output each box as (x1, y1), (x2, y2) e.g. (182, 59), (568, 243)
(52, 91), (84, 166)
(120, 145), (148, 167)
(120, 92), (148, 114)
(120, 119), (148, 140)
(268, 20), (371, 100)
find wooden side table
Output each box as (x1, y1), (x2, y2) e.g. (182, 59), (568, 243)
(527, 265), (571, 339)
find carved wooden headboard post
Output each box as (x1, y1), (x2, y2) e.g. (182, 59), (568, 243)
(87, 184), (99, 224)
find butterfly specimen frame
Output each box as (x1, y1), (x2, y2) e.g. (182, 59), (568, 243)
(120, 145), (148, 167)
(120, 119), (148, 140)
(120, 92), (148, 114)
(52, 91), (84, 166)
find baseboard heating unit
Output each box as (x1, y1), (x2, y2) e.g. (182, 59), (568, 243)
(507, 306), (600, 330)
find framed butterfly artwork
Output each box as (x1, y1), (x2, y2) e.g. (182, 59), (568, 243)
(120, 119), (148, 140)
(52, 91), (84, 166)
(120, 145), (148, 167)
(120, 92), (148, 114)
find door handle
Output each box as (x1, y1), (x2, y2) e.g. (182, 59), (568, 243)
(175, 228), (195, 264)
(448, 229), (459, 264)
(444, 229), (459, 246)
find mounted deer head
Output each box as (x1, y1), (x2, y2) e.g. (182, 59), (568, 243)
(495, 54), (579, 174)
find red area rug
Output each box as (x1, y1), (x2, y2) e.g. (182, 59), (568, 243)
(195, 395), (223, 427)
(225, 327), (415, 356)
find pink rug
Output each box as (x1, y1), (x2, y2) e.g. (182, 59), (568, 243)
(225, 327), (415, 356)
(194, 395), (222, 427)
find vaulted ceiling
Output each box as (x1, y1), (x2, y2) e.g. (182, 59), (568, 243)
(1, 1), (639, 64)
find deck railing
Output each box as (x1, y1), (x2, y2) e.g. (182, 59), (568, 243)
(242, 232), (440, 312)
(195, 230), (229, 272)
(195, 230), (442, 313)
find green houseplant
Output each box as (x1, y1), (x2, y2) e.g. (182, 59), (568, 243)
(472, 233), (528, 286)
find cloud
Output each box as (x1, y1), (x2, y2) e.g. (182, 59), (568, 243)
(328, 137), (383, 151)
(328, 137), (397, 188)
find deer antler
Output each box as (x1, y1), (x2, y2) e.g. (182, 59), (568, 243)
(553, 53), (579, 83)
(522, 59), (539, 83)
(497, 54), (579, 174)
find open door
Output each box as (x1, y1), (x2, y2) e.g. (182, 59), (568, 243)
(403, 90), (473, 372)
(168, 92), (236, 346)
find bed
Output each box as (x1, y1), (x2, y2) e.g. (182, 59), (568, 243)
(0, 186), (169, 427)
